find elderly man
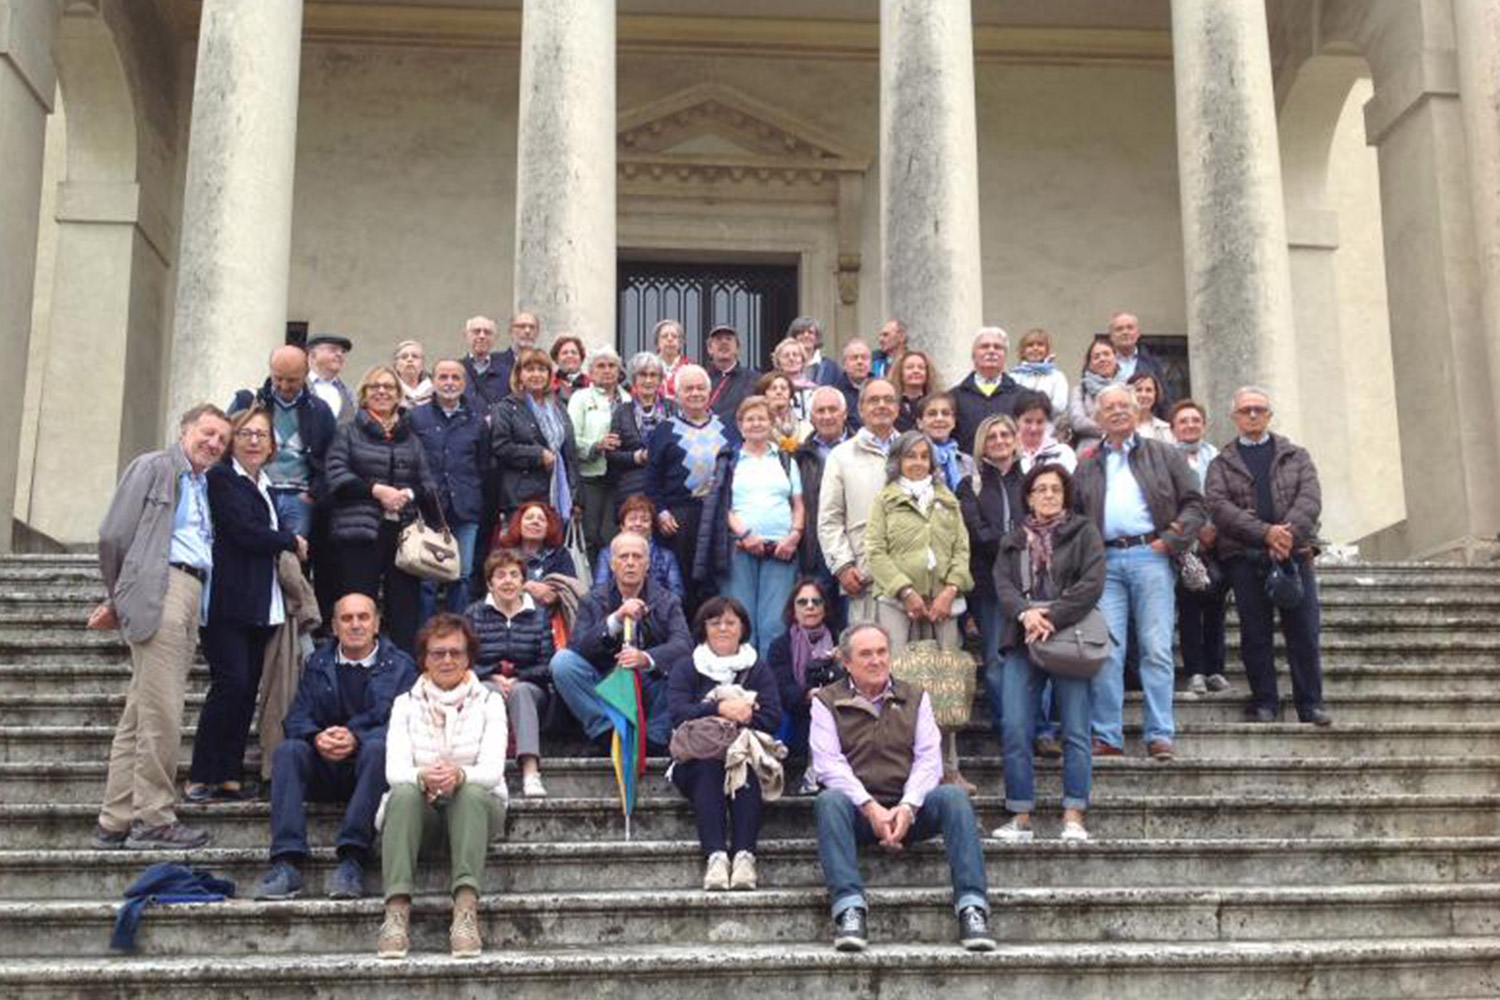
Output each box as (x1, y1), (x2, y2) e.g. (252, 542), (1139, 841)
(705, 324), (758, 420)
(870, 318), (907, 379)
(788, 317), (840, 386)
(818, 380), (900, 624)
(459, 315), (508, 411)
(795, 386), (851, 606)
(307, 334), (356, 426)
(1106, 312), (1170, 411)
(229, 345), (337, 538)
(834, 338), (874, 428)
(550, 533), (691, 751)
(1205, 387), (1331, 726)
(490, 311), (541, 402)
(89, 404), (232, 850)
(1073, 383), (1205, 760)
(254, 594), (417, 900)
(951, 327), (1021, 458)
(811, 622), (994, 952)
(647, 363), (728, 617)
(410, 359), (489, 617)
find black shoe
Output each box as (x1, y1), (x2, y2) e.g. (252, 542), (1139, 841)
(833, 906), (868, 952)
(957, 906), (996, 952)
(1244, 706), (1278, 724)
(1300, 707), (1333, 727)
(91, 824), (128, 850)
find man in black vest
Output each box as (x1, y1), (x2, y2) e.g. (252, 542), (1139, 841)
(808, 622), (993, 953)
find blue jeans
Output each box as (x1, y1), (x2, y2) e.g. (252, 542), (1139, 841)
(550, 649), (672, 748)
(1000, 649), (1091, 812)
(814, 785), (989, 919)
(268, 737), (387, 861)
(979, 593), (1058, 744)
(722, 548), (796, 663)
(419, 521), (480, 623)
(269, 488), (312, 538)
(1092, 545), (1177, 748)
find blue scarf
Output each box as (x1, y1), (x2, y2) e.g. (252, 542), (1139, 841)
(1012, 359), (1056, 377)
(1081, 370), (1121, 399)
(931, 439), (965, 491)
(526, 395), (572, 520)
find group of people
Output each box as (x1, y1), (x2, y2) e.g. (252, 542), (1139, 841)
(86, 307), (1330, 958)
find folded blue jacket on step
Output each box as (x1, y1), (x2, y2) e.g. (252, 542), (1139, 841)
(110, 862), (236, 951)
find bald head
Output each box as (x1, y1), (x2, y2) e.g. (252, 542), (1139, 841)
(269, 345), (310, 402)
(332, 592), (380, 659)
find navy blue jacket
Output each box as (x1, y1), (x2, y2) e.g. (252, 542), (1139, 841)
(205, 463), (299, 626)
(667, 652), (782, 731)
(228, 382), (337, 499)
(525, 546), (578, 582)
(281, 639), (417, 749)
(951, 371), (1022, 460)
(463, 352), (512, 412)
(463, 598), (555, 686)
(409, 401), (489, 525)
(569, 579), (691, 677)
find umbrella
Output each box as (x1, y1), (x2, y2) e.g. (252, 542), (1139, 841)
(594, 659), (647, 840)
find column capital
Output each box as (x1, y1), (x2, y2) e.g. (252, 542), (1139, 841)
(0, 0), (60, 110)
(1363, 46), (1460, 146)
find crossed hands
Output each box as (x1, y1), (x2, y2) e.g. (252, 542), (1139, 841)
(315, 726), (358, 763)
(862, 800), (914, 851)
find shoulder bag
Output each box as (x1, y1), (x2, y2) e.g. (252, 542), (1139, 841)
(396, 506), (462, 583)
(1019, 555), (1112, 679)
(888, 619), (976, 728)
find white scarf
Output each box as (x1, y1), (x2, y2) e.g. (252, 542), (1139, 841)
(898, 475), (935, 514)
(407, 672), (489, 767)
(693, 643), (757, 685)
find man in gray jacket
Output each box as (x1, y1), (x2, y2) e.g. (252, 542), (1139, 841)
(89, 403), (232, 850)
(1072, 384), (1204, 761)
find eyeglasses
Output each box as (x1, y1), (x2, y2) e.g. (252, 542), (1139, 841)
(367, 383), (399, 394)
(1029, 484), (1065, 496)
(1235, 406), (1271, 416)
(426, 648), (467, 662)
(795, 597), (825, 608)
(234, 429), (271, 442)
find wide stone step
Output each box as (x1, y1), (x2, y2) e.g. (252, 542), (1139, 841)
(6, 793), (1499, 849)
(7, 881), (1498, 959)
(5, 836), (1497, 900)
(1, 938), (1496, 1000)
(6, 755), (1496, 806)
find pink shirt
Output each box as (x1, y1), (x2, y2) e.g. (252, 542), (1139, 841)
(809, 679), (942, 810)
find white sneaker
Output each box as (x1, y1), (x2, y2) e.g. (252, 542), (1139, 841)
(522, 772), (547, 798)
(989, 818), (1034, 843)
(730, 851), (758, 890)
(1186, 673), (1208, 696)
(1060, 819), (1090, 843)
(703, 851), (730, 891)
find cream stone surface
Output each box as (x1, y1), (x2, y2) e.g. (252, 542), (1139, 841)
(167, 0), (303, 429)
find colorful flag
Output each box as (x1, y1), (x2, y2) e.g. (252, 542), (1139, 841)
(595, 665), (647, 840)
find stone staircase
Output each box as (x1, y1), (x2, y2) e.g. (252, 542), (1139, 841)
(0, 553), (1497, 998)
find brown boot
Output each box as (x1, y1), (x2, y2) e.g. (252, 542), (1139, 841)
(377, 897), (410, 959)
(451, 886), (482, 958)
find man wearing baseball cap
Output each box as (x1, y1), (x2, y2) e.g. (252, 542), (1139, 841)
(704, 325), (758, 421)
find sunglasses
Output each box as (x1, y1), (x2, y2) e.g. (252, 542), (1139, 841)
(795, 596), (825, 608)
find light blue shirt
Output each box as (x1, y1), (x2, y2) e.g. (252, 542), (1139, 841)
(732, 447), (802, 540)
(1101, 436), (1155, 540)
(1116, 351), (1140, 382)
(169, 468), (214, 625)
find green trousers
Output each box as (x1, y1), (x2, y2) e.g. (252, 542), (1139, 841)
(381, 782), (505, 900)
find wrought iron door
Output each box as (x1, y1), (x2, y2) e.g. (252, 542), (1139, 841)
(617, 261), (799, 370)
(1142, 335), (1191, 403)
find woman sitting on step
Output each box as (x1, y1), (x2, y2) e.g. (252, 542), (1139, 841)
(378, 614), (508, 960)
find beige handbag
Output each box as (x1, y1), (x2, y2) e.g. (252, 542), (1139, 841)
(396, 511), (462, 583)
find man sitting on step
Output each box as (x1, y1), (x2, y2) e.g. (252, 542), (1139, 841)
(255, 593), (416, 900)
(810, 622), (995, 953)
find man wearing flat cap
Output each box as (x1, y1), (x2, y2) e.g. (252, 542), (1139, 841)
(307, 334), (356, 426)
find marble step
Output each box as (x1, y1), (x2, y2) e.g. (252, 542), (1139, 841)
(0, 938), (1495, 1000)
(4, 836), (1497, 901)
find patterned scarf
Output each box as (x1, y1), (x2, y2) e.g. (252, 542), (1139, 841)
(1023, 511), (1066, 582)
(1012, 359), (1056, 377)
(789, 624), (833, 687)
(1080, 370), (1121, 400)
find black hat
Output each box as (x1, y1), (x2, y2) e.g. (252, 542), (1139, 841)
(706, 325), (739, 340)
(306, 334), (353, 352)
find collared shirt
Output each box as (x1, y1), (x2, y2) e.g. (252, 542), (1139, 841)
(336, 641), (380, 669)
(813, 433), (846, 462)
(233, 458), (286, 627)
(469, 354), (491, 375)
(309, 374), (346, 419)
(1100, 434), (1156, 540)
(1115, 350), (1139, 382)
(168, 466), (214, 625)
(807, 678), (942, 811)
(972, 373), (1003, 397)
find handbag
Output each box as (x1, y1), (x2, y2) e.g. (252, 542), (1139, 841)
(395, 508), (462, 583)
(888, 620), (976, 728)
(1176, 548), (1212, 592)
(1264, 557), (1305, 609)
(563, 517), (591, 581)
(669, 715), (740, 763)
(1019, 554), (1112, 679)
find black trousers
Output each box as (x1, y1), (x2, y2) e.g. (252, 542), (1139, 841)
(670, 759), (763, 857)
(666, 501), (709, 620)
(335, 520), (422, 654)
(190, 621), (275, 784)
(1177, 577), (1228, 677)
(1224, 555), (1325, 716)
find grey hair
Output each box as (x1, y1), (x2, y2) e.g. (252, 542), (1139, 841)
(809, 384), (847, 412)
(675, 363), (710, 390)
(787, 316), (821, 343)
(609, 531), (649, 557)
(973, 325), (1009, 348)
(842, 337), (871, 358)
(837, 621), (891, 662)
(627, 351), (664, 381)
(584, 346), (622, 372)
(884, 429), (932, 483)
(1096, 382), (1135, 408)
(1230, 385), (1273, 412)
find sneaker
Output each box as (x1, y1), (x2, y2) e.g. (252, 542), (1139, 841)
(1148, 739), (1175, 762)
(182, 783), (215, 804)
(522, 772), (548, 798)
(794, 770), (820, 796)
(125, 822), (211, 850)
(989, 818), (1034, 843)
(730, 851), (758, 891)
(325, 856), (365, 899)
(703, 851), (730, 891)
(91, 824), (128, 850)
(833, 906), (868, 952)
(255, 859), (305, 900)
(957, 906), (996, 952)
(1033, 735), (1063, 759)
(377, 903), (410, 959)
(1205, 674), (1233, 693)
(1090, 738), (1123, 758)
(1060, 819), (1090, 843)
(1301, 707), (1334, 727)
(1245, 705), (1278, 723)
(1186, 673), (1207, 696)
(450, 892), (482, 959)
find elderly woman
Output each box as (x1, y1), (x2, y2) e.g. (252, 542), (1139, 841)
(465, 549), (554, 798)
(756, 371), (812, 452)
(865, 430), (973, 655)
(695, 395), (805, 661)
(606, 351), (674, 503)
(569, 346), (630, 561)
(1171, 399), (1230, 697)
(393, 340), (432, 408)
(1007, 328), (1069, 419)
(667, 596), (782, 891)
(324, 365), (441, 653)
(770, 338), (817, 422)
(894, 350), (938, 432)
(765, 577), (838, 773)
(187, 406), (308, 802)
(490, 347), (579, 522)
(1065, 336), (1121, 456)
(1129, 372), (1175, 442)
(378, 615), (507, 960)
(1014, 390), (1078, 474)
(653, 319), (690, 401)
(990, 463), (1105, 844)
(915, 392), (975, 491)
(592, 494), (683, 596)
(550, 335), (590, 403)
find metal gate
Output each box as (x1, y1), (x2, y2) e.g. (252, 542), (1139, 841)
(617, 261), (799, 370)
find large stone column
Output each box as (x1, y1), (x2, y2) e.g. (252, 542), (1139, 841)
(168, 0), (303, 424)
(879, 0), (982, 382)
(513, 0), (615, 347)
(1170, 0), (1301, 436)
(0, 0), (60, 552)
